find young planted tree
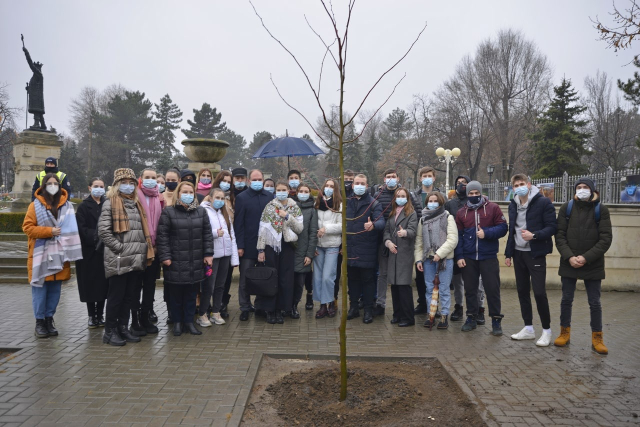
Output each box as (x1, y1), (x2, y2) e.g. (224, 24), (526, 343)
(251, 0), (425, 400)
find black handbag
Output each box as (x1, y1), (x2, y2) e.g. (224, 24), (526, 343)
(245, 263), (279, 297)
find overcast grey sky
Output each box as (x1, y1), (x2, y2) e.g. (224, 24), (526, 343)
(1, 0), (637, 147)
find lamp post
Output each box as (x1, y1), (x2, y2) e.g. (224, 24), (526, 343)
(436, 147), (461, 193)
(487, 164), (495, 182)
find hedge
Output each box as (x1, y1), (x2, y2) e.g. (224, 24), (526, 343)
(0, 213), (27, 232)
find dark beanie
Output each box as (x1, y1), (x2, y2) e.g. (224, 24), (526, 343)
(574, 177), (595, 193)
(45, 157), (57, 167)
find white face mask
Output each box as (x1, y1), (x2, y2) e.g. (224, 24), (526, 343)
(46, 184), (59, 196)
(576, 188), (591, 201)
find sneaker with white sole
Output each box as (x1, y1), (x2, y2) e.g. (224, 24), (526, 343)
(510, 327), (536, 340)
(197, 314), (212, 327)
(211, 313), (226, 325)
(536, 331), (552, 347)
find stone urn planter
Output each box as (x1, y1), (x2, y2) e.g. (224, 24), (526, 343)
(181, 138), (229, 176)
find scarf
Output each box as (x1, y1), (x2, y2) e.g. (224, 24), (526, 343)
(258, 199), (303, 252)
(394, 206), (404, 220)
(31, 199), (83, 286)
(111, 194), (155, 264)
(197, 181), (212, 195)
(178, 198), (199, 212)
(420, 208), (449, 261)
(466, 195), (486, 210)
(137, 187), (163, 246)
(318, 196), (334, 211)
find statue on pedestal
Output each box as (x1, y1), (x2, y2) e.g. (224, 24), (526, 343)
(21, 34), (48, 132)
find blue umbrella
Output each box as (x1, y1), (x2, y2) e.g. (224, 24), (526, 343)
(252, 136), (325, 169)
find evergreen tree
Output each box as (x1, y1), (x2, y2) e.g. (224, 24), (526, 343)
(59, 138), (86, 195)
(217, 129), (248, 170)
(182, 103), (226, 138)
(154, 94), (183, 157)
(382, 108), (412, 146)
(618, 58), (640, 106)
(530, 78), (591, 178)
(247, 130), (277, 173)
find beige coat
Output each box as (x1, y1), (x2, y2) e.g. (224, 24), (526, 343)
(414, 213), (458, 263)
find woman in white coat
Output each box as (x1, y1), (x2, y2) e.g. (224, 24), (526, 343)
(198, 188), (239, 326)
(313, 178), (343, 319)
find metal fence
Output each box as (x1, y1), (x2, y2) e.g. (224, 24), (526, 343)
(483, 167), (640, 204)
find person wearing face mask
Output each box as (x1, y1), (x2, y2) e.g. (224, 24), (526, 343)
(156, 181), (214, 336)
(76, 177), (109, 329)
(414, 192), (459, 329)
(346, 174), (385, 324)
(373, 169), (421, 317)
(504, 174), (557, 347)
(454, 181), (507, 336)
(343, 169), (355, 198)
(554, 178), (612, 355)
(164, 169), (181, 208)
(232, 167), (248, 199)
(292, 184), (319, 318)
(256, 182), (304, 324)
(181, 169), (205, 203)
(98, 168), (155, 346)
(287, 170), (302, 200)
(156, 174), (166, 194)
(23, 174), (82, 338)
(31, 157), (71, 201)
(264, 178), (276, 198)
(211, 170), (235, 318)
(383, 188), (419, 327)
(197, 168), (214, 198)
(234, 169), (272, 321)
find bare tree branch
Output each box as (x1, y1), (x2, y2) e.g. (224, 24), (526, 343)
(304, 14), (339, 70)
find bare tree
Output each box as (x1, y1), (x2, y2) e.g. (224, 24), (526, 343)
(251, 0), (425, 400)
(593, 0), (640, 59)
(0, 83), (21, 190)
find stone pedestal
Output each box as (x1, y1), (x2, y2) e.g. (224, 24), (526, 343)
(187, 162), (222, 176)
(11, 130), (62, 212)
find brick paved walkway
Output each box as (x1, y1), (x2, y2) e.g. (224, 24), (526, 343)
(0, 281), (638, 426)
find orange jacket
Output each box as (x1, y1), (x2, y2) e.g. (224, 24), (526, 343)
(23, 188), (72, 284)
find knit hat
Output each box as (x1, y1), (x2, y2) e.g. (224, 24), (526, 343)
(455, 175), (471, 185)
(45, 157), (57, 167)
(232, 167), (247, 177)
(113, 168), (137, 185)
(181, 169), (196, 183)
(574, 177), (596, 193)
(466, 180), (482, 196)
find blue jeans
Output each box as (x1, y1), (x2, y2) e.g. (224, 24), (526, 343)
(32, 281), (62, 319)
(313, 247), (339, 304)
(423, 259), (453, 316)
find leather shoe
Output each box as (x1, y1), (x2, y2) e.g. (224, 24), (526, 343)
(275, 310), (284, 324)
(239, 311), (250, 321)
(327, 301), (337, 318)
(184, 322), (202, 335)
(220, 304), (230, 319)
(149, 309), (158, 323)
(173, 322), (183, 336)
(45, 317), (58, 336)
(118, 325), (141, 342)
(266, 312), (277, 324)
(290, 304), (301, 319)
(347, 307), (360, 320)
(102, 327), (125, 346)
(390, 317), (400, 324)
(373, 305), (385, 316)
(249, 305), (256, 312)
(315, 304), (328, 319)
(399, 320), (415, 327)
(363, 309), (373, 324)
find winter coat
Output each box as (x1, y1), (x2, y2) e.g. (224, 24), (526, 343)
(346, 193), (385, 268)
(555, 194), (612, 280)
(374, 185), (421, 220)
(504, 187), (557, 259)
(233, 187), (273, 260)
(156, 204), (214, 285)
(317, 202), (342, 248)
(23, 188), (72, 284)
(454, 197), (508, 261)
(444, 193), (467, 217)
(414, 213), (458, 262)
(201, 201), (239, 266)
(294, 197), (319, 273)
(383, 210), (418, 285)
(98, 197), (148, 279)
(75, 195), (109, 302)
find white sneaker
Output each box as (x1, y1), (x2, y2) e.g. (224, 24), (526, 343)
(197, 314), (212, 327)
(536, 331), (552, 347)
(511, 327), (536, 340)
(211, 313), (226, 325)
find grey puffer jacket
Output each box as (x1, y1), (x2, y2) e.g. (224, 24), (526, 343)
(98, 198), (148, 279)
(294, 197), (319, 273)
(156, 204), (214, 286)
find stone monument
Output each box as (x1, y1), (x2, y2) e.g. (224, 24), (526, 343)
(181, 138), (229, 177)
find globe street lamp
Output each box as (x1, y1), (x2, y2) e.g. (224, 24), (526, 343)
(436, 147), (461, 193)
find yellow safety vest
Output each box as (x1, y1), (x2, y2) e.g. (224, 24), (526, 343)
(37, 170), (66, 186)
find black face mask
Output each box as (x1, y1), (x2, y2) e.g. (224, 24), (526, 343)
(166, 181), (178, 191)
(344, 181), (353, 188)
(468, 195), (481, 205)
(45, 166), (58, 174)
(456, 183), (467, 195)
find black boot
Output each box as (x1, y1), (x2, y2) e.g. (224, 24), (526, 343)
(149, 309), (158, 324)
(88, 316), (99, 329)
(130, 310), (147, 337)
(166, 303), (174, 325)
(35, 319), (49, 338)
(118, 325), (141, 343)
(305, 294), (314, 310)
(275, 310), (284, 324)
(220, 304), (230, 319)
(173, 322), (183, 336)
(290, 304), (300, 319)
(373, 304), (385, 316)
(461, 315), (477, 332)
(266, 312), (277, 324)
(414, 304), (428, 314)
(347, 306), (360, 320)
(437, 315), (449, 330)
(141, 309), (159, 334)
(184, 323), (202, 335)
(476, 307), (486, 325)
(103, 327), (126, 346)
(97, 315), (105, 327)
(450, 304), (464, 321)
(45, 317), (58, 336)
(363, 309), (374, 324)
(491, 315), (504, 336)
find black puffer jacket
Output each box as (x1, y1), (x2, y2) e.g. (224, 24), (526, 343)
(156, 204), (214, 285)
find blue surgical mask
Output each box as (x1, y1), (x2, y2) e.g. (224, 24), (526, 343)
(427, 202), (439, 210)
(276, 191), (288, 201)
(180, 193), (195, 204)
(219, 182), (231, 192)
(396, 197), (407, 206)
(250, 181), (263, 191)
(265, 186), (275, 193)
(354, 185), (366, 196)
(385, 178), (398, 188)
(158, 184), (166, 193)
(200, 178), (212, 185)
(91, 187), (105, 198)
(142, 179), (157, 189)
(422, 177), (434, 187)
(298, 193), (310, 202)
(119, 183), (135, 195)
(324, 187), (334, 197)
(213, 199), (225, 210)
(514, 186), (529, 197)
(289, 179), (300, 189)
(234, 181), (246, 189)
